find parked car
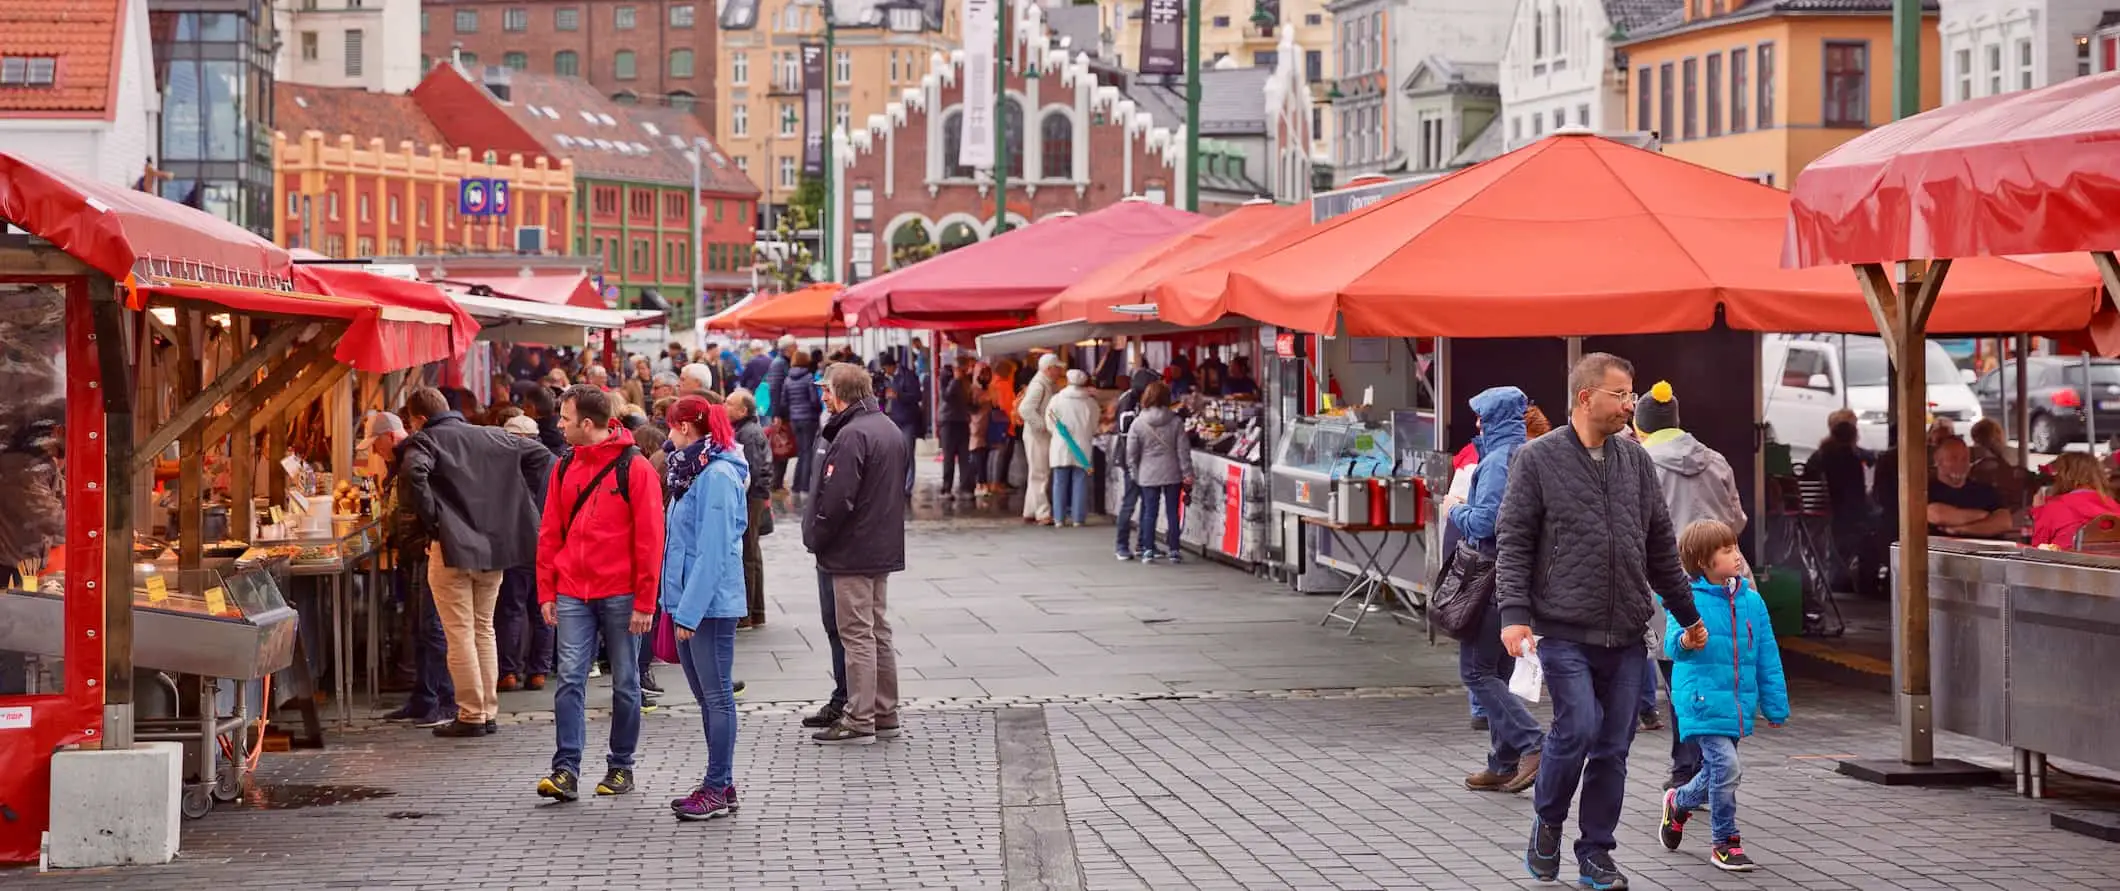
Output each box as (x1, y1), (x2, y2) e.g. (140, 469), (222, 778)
(1972, 357), (2120, 454)
(1763, 334), (1981, 461)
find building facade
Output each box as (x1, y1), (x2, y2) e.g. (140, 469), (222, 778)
(1401, 56), (1500, 174)
(1499, 0), (1678, 150)
(0, 0), (158, 187)
(149, 0), (279, 235)
(275, 0), (421, 92)
(1937, 0), (2109, 103)
(417, 0), (718, 136)
(1619, 0), (1941, 188)
(2097, 13), (2120, 72)
(1106, 0), (1336, 159)
(1324, 0), (1511, 185)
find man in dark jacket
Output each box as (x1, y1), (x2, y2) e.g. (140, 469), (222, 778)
(802, 364), (909, 746)
(1111, 367), (1158, 559)
(880, 353), (926, 496)
(730, 389), (773, 628)
(936, 356), (977, 499)
(514, 382), (568, 458)
(399, 388), (554, 739)
(764, 334), (796, 421)
(1494, 353), (1707, 889)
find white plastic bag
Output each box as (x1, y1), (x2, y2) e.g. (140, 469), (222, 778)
(1509, 638), (1545, 702)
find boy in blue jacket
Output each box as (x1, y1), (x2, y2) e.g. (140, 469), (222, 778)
(1658, 519), (1789, 873)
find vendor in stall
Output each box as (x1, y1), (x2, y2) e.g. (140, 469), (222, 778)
(1928, 438), (2014, 539)
(1219, 357), (1260, 398)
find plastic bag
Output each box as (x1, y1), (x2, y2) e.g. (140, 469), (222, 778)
(1509, 638), (1545, 702)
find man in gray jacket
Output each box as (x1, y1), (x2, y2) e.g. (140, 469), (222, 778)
(1494, 353), (1707, 890)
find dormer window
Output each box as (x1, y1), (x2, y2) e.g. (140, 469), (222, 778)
(0, 56), (57, 87)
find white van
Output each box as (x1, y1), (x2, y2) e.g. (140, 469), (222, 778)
(1762, 334), (1982, 461)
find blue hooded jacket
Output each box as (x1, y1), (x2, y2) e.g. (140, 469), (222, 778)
(1666, 575), (1790, 741)
(1448, 386), (1528, 552)
(658, 444), (751, 630)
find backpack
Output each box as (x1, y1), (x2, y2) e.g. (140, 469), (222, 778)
(553, 445), (641, 544)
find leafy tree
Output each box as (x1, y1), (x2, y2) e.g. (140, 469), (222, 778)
(755, 203), (816, 293)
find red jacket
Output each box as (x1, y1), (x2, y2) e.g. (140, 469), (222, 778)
(535, 424), (664, 613)
(2031, 487), (2120, 549)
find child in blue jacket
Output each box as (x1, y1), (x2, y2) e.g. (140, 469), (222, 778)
(1659, 519), (1789, 873)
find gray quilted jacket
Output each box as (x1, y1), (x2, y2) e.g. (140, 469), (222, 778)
(1493, 424), (1703, 648)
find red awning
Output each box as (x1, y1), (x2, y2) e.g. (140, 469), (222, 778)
(442, 273), (605, 309)
(0, 151), (291, 294)
(1785, 70), (2120, 267)
(1039, 202), (1306, 325)
(839, 200), (1205, 330)
(143, 266), (477, 372)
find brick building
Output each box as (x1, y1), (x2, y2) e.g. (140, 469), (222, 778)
(412, 63), (759, 327)
(271, 83), (577, 258)
(418, 0), (717, 137)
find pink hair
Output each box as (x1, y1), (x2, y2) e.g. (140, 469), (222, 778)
(703, 403), (738, 452)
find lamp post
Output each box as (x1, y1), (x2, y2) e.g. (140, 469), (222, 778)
(992, 0), (1012, 235)
(820, 0), (930, 282)
(1183, 0), (1201, 211)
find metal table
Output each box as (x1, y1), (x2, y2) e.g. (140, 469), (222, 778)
(271, 520), (382, 725)
(1303, 517), (1424, 635)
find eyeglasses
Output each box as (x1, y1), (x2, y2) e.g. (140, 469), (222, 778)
(1587, 386), (1636, 403)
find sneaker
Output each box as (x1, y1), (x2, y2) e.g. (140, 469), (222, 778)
(432, 719), (485, 738)
(1167, 553), (1184, 565)
(811, 722), (876, 746)
(737, 618), (755, 630)
(1638, 710), (1664, 732)
(1577, 851), (1629, 890)
(595, 768), (636, 796)
(672, 787), (733, 821)
(641, 670), (665, 698)
(733, 680), (746, 697)
(590, 662), (603, 679)
(724, 785), (741, 813)
(1464, 770), (1512, 792)
(484, 720), (498, 735)
(669, 786), (702, 810)
(524, 673), (547, 691)
(1525, 819), (1563, 882)
(1658, 789), (1688, 851)
(535, 769), (579, 802)
(1501, 751), (1540, 794)
(413, 713), (453, 729)
(380, 705), (422, 722)
(801, 703), (844, 729)
(1115, 550), (1134, 562)
(876, 717), (903, 739)
(1470, 716), (1490, 731)
(1711, 839), (1757, 872)
(497, 673), (520, 692)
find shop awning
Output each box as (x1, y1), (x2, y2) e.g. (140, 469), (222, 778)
(141, 264), (477, 372)
(1038, 201), (1307, 325)
(441, 284), (664, 346)
(1785, 70), (2120, 268)
(0, 151), (291, 294)
(440, 273), (606, 309)
(1166, 133), (2102, 338)
(704, 291), (762, 332)
(730, 282), (848, 336)
(975, 315), (1259, 357)
(838, 199), (1205, 330)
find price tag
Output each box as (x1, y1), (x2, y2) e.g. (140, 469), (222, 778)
(269, 506), (285, 526)
(144, 575), (169, 603)
(17, 573), (36, 592)
(204, 586), (229, 615)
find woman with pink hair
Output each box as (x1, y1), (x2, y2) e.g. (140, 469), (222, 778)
(659, 396), (750, 821)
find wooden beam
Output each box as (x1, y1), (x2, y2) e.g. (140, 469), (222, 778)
(1890, 268), (1935, 765)
(2093, 251), (2120, 309)
(176, 310), (205, 594)
(198, 337), (339, 449)
(229, 318), (256, 538)
(1909, 259), (1949, 335)
(1856, 263), (1902, 366)
(91, 279), (138, 743)
(132, 322), (313, 472)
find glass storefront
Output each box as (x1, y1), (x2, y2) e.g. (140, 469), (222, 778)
(0, 283), (69, 695)
(153, 4), (275, 237)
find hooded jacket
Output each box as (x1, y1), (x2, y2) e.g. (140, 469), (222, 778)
(1641, 427), (1748, 654)
(2031, 487), (2120, 548)
(764, 351), (792, 420)
(1045, 385), (1101, 469)
(884, 365), (926, 435)
(1126, 406), (1188, 488)
(784, 366), (823, 425)
(660, 444), (751, 630)
(1665, 575), (1790, 741)
(1448, 387), (1527, 553)
(534, 424), (665, 613)
(399, 412), (553, 573)
(1112, 369), (1158, 473)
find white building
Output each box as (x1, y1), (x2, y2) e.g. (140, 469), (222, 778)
(275, 0), (422, 93)
(0, 0), (157, 187)
(1938, 0), (2110, 102)
(1498, 0), (1677, 150)
(1323, 0), (1510, 184)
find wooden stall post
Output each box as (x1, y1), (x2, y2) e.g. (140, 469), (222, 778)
(90, 281), (136, 749)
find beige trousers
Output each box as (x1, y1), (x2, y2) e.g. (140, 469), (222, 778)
(831, 573), (899, 733)
(1022, 430), (1053, 521)
(428, 543), (504, 723)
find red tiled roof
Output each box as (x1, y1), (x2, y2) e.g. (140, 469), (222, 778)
(276, 83), (448, 149)
(483, 68), (759, 197)
(0, 0), (123, 117)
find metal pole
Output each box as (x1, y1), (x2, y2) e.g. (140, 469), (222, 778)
(692, 150), (704, 331)
(1892, 0), (1922, 120)
(2085, 351), (2098, 452)
(2014, 334), (2031, 474)
(823, 14), (837, 282)
(992, 0), (1010, 234)
(1183, 0), (1201, 211)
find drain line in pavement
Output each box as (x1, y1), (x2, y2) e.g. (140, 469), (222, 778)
(996, 707), (1086, 891)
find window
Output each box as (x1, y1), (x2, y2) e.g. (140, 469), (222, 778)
(633, 238), (649, 272)
(942, 110), (973, 176)
(556, 7), (580, 30)
(2017, 38), (2034, 91)
(1953, 47), (1972, 102)
(504, 7), (527, 31)
(1417, 112), (1445, 170)
(459, 51), (478, 67)
(733, 53), (748, 85)
(1577, 103), (1590, 126)
(1306, 49), (1323, 82)
(778, 102), (798, 136)
(834, 102), (850, 132)
(1212, 15), (1230, 26)
(1040, 112), (1072, 178)
(671, 4), (694, 27)
(420, 12), (428, 34)
(779, 156), (797, 189)
(504, 51), (527, 70)
(1310, 105), (1321, 140)
(387, 238), (403, 255)
(357, 237), (375, 257)
(669, 91), (696, 111)
(555, 50), (580, 75)
(1658, 62), (1675, 141)
(1552, 108), (1564, 131)
(1780, 346), (1832, 390)
(1822, 41), (1867, 127)
(1534, 9), (1545, 59)
(300, 31), (318, 61)
(834, 49), (851, 84)
(670, 49), (694, 78)
(388, 195), (400, 223)
(1705, 53), (1722, 137)
(593, 186), (619, 215)
(736, 156), (749, 176)
(1512, 116), (1522, 144)
(1636, 67), (1652, 131)
(889, 50), (900, 82)
(732, 104), (748, 136)
(1681, 58), (1698, 139)
(631, 189), (653, 217)
(615, 6), (636, 29)
(328, 193), (340, 220)
(1730, 47), (1749, 133)
(615, 50), (637, 80)
(1305, 12), (1321, 25)
(1986, 43), (2003, 95)
(1756, 42), (1775, 128)
(358, 194), (371, 222)
(454, 9), (477, 32)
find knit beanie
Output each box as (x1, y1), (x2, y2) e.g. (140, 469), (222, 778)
(1635, 380), (1679, 434)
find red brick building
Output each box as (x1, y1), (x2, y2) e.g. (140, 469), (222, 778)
(418, 0), (717, 138)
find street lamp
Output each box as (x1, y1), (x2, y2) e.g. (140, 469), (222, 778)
(818, 0), (931, 283)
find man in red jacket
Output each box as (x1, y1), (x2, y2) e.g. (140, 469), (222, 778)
(533, 385), (665, 801)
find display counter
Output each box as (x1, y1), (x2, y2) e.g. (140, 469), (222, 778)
(1270, 414), (1431, 593)
(0, 561), (296, 681)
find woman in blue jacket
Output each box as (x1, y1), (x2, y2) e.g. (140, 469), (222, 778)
(659, 396), (751, 822)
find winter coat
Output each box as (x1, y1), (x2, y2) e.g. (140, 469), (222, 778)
(740, 354), (771, 392)
(939, 375), (974, 424)
(1045, 385), (1101, 469)
(764, 353), (792, 420)
(1126, 406), (1188, 488)
(803, 399), (910, 575)
(660, 446), (751, 629)
(1642, 426), (1748, 655)
(1447, 387), (1527, 554)
(733, 414), (772, 502)
(398, 412), (554, 573)
(533, 424), (665, 614)
(1666, 575), (1790, 741)
(884, 366), (926, 436)
(2031, 487), (2120, 549)
(1017, 372), (1057, 438)
(784, 367), (823, 425)
(1493, 423), (1703, 648)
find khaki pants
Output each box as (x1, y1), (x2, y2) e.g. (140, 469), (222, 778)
(831, 573), (898, 733)
(428, 544), (504, 723)
(1022, 430), (1053, 522)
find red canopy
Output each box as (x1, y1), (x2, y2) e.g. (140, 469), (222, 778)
(1785, 70), (2120, 267)
(1038, 201), (1307, 325)
(703, 291), (764, 332)
(839, 200), (1205, 330)
(442, 273), (605, 309)
(0, 151), (291, 294)
(144, 265), (478, 372)
(729, 282), (848, 336)
(1159, 133), (2101, 338)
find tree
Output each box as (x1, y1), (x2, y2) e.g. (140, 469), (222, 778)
(755, 203), (816, 293)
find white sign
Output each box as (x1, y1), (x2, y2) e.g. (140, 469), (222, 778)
(0, 705), (30, 730)
(959, 0), (999, 169)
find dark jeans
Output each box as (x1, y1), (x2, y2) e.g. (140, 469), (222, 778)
(1661, 659), (1702, 783)
(791, 420), (822, 493)
(970, 446), (992, 488)
(899, 424), (920, 495)
(401, 552), (456, 719)
(744, 497), (768, 623)
(938, 421), (974, 494)
(677, 617), (740, 790)
(1114, 476), (1141, 552)
(1136, 483), (1182, 555)
(496, 566), (552, 679)
(990, 433), (1017, 488)
(1459, 604), (1543, 775)
(817, 567), (847, 708)
(1531, 637), (1644, 862)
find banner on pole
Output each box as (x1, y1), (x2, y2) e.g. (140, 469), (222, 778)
(801, 42), (826, 176)
(959, 0), (998, 169)
(1140, 0), (1183, 76)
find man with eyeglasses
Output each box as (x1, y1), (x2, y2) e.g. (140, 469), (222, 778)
(1493, 352), (1708, 891)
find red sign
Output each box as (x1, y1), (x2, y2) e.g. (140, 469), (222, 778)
(1274, 332), (1298, 358)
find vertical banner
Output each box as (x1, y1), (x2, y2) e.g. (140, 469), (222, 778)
(801, 42), (826, 176)
(959, 0), (998, 168)
(1140, 0), (1183, 76)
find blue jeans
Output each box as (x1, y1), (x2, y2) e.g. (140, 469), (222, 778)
(551, 596), (642, 776)
(1531, 637), (1644, 862)
(1051, 466), (1089, 524)
(677, 617), (740, 791)
(818, 568), (847, 708)
(1637, 653), (1659, 715)
(401, 553), (456, 719)
(1458, 604), (1543, 774)
(1136, 483), (1181, 555)
(1114, 476), (1141, 552)
(791, 420), (821, 492)
(1673, 735), (1743, 844)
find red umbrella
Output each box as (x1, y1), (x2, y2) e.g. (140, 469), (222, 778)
(1038, 201), (1307, 325)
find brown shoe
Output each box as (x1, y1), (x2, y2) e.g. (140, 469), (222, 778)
(736, 619), (754, 630)
(1502, 752), (1542, 794)
(1465, 770), (1512, 791)
(524, 673), (547, 691)
(497, 674), (520, 692)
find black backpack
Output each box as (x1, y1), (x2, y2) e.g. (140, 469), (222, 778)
(553, 445), (642, 543)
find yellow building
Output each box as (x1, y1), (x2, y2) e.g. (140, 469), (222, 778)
(1616, 0), (1940, 188)
(715, 0), (960, 210)
(1110, 0), (1335, 156)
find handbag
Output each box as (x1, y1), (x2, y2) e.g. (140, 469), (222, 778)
(652, 612), (681, 665)
(1429, 541), (1495, 641)
(767, 418), (798, 460)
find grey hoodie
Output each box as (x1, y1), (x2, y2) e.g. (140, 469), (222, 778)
(1126, 407), (1187, 488)
(1641, 428), (1747, 656)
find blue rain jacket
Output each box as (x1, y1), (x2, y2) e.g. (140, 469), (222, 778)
(1448, 386), (1528, 553)
(659, 446), (751, 630)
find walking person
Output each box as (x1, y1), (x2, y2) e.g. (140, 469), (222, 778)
(784, 353), (825, 495)
(938, 357), (977, 500)
(1438, 387), (1546, 795)
(1494, 353), (1707, 890)
(533, 385), (664, 801)
(728, 390), (773, 627)
(496, 415), (553, 693)
(1046, 369), (1100, 528)
(798, 394), (853, 733)
(1111, 368), (1157, 560)
(880, 352), (926, 497)
(764, 335), (797, 492)
(658, 397), (750, 821)
(1017, 355), (1063, 524)
(1657, 519), (1790, 873)
(372, 412), (457, 728)
(1126, 382), (1188, 562)
(803, 364), (910, 745)
(398, 388), (554, 739)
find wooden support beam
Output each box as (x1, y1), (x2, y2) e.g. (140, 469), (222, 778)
(229, 319), (256, 539)
(176, 311), (205, 595)
(2093, 251), (2120, 308)
(197, 338), (339, 449)
(132, 322), (313, 473)
(90, 280), (137, 747)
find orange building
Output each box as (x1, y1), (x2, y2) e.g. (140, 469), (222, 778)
(272, 84), (576, 258)
(1616, 0), (1940, 188)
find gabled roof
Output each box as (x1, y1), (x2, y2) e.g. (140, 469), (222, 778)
(459, 67), (758, 196)
(1451, 115), (1506, 167)
(0, 0), (123, 117)
(1603, 0), (1684, 39)
(1131, 67), (1273, 136)
(1625, 0), (1937, 42)
(277, 84), (447, 148)
(1402, 56), (1500, 95)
